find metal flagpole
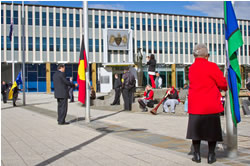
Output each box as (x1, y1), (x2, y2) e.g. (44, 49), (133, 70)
(83, 1), (90, 123)
(224, 1), (238, 158)
(11, 1), (15, 83)
(22, 1), (26, 105)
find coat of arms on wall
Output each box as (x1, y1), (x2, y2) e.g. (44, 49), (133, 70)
(109, 33), (128, 47)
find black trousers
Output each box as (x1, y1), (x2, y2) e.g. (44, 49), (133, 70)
(57, 98), (68, 123)
(112, 88), (121, 105)
(69, 90), (74, 102)
(2, 93), (7, 103)
(122, 89), (132, 110)
(13, 96), (17, 106)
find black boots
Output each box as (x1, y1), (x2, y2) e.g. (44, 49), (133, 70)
(192, 152), (201, 163)
(207, 153), (216, 164)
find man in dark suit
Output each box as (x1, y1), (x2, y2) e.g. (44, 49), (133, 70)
(68, 77), (74, 103)
(1, 81), (8, 103)
(111, 73), (121, 105)
(53, 64), (75, 125)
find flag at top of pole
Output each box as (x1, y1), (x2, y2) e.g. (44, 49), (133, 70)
(9, 20), (13, 41)
(224, 1), (243, 126)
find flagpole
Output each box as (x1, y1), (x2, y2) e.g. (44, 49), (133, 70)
(224, 1), (238, 158)
(22, 1), (26, 105)
(83, 1), (90, 123)
(11, 1), (15, 83)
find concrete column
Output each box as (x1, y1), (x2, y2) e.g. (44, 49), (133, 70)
(92, 63), (97, 91)
(46, 62), (51, 93)
(171, 64), (176, 88)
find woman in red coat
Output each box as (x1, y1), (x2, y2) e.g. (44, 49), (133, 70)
(186, 44), (227, 164)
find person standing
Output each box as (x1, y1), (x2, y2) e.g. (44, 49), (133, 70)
(146, 54), (156, 88)
(155, 72), (162, 89)
(53, 64), (75, 125)
(111, 73), (121, 105)
(68, 77), (75, 103)
(186, 44), (227, 164)
(12, 86), (20, 107)
(122, 67), (136, 111)
(1, 81), (8, 103)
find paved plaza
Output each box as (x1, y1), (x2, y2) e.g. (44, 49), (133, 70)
(1, 93), (250, 166)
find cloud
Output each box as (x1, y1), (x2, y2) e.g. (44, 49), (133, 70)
(184, 1), (250, 20)
(89, 4), (126, 10)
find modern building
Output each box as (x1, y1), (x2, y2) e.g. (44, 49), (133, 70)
(1, 2), (250, 93)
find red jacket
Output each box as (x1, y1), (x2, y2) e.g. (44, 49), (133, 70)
(188, 58), (227, 115)
(144, 90), (154, 100)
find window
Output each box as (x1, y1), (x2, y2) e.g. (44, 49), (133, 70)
(70, 38), (73, 52)
(131, 17), (134, 30)
(76, 38), (80, 52)
(199, 22), (202, 34)
(222, 24), (225, 35)
(148, 41), (152, 53)
(101, 16), (105, 28)
(209, 23), (212, 34)
(245, 45), (247, 56)
(179, 21), (182, 32)
(204, 22), (207, 34)
(137, 40), (140, 49)
(88, 15), (92, 28)
(14, 37), (18, 50)
(184, 21), (187, 33)
(34, 12), (39, 26)
(209, 43), (212, 54)
(49, 13), (53, 26)
(56, 13), (60, 27)
(194, 22), (197, 33)
(159, 41), (162, 54)
(28, 37), (33, 51)
(49, 38), (53, 51)
(56, 38), (60, 51)
(63, 38), (67, 52)
(190, 43), (193, 54)
(94, 15), (99, 28)
(189, 21), (192, 33)
(185, 42), (188, 54)
(107, 16), (111, 28)
(14, 11), (18, 24)
(76, 14), (79, 27)
(218, 44), (221, 55)
(170, 42), (173, 54)
(142, 18), (146, 31)
(28, 11), (32, 25)
(113, 16), (117, 28)
(42, 12), (46, 26)
(125, 17), (128, 29)
(89, 39), (93, 52)
(1, 36), (4, 50)
(213, 23), (216, 34)
(119, 17), (123, 29)
(6, 10), (11, 24)
(218, 23), (221, 35)
(101, 39), (103, 52)
(169, 20), (172, 32)
(63, 13), (67, 27)
(6, 36), (11, 50)
(159, 19), (162, 31)
(164, 42), (168, 54)
(153, 19), (156, 31)
(35, 37), (40, 51)
(42, 37), (47, 51)
(1, 10), (3, 24)
(136, 18), (140, 30)
(180, 42), (183, 54)
(240, 46), (243, 56)
(154, 41), (157, 53)
(244, 25), (247, 36)
(214, 44), (217, 55)
(95, 39), (99, 52)
(174, 20), (178, 32)
(69, 14), (73, 27)
(164, 20), (167, 32)
(175, 42), (178, 54)
(143, 41), (146, 52)
(248, 26), (250, 36)
(148, 18), (151, 31)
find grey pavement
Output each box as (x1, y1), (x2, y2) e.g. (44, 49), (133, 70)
(1, 92), (250, 166)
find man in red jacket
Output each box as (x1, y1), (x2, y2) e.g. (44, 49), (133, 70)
(186, 44), (227, 164)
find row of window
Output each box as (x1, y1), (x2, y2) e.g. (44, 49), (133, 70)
(3, 10), (80, 27)
(2, 36), (81, 52)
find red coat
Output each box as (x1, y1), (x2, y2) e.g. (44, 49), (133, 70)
(144, 90), (154, 100)
(188, 58), (227, 115)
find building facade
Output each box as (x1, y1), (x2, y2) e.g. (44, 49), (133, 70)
(1, 2), (250, 92)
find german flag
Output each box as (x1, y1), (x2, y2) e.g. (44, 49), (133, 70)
(77, 37), (87, 104)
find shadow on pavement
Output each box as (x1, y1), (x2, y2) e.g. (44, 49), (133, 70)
(35, 127), (146, 166)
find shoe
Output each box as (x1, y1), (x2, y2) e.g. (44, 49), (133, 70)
(110, 103), (115, 105)
(142, 108), (148, 112)
(171, 111), (175, 114)
(163, 111), (168, 113)
(207, 153), (216, 164)
(13, 104), (17, 107)
(58, 122), (70, 125)
(192, 152), (201, 163)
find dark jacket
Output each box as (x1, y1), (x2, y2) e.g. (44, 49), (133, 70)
(1, 84), (8, 94)
(168, 88), (179, 100)
(122, 71), (135, 90)
(53, 71), (74, 99)
(114, 78), (122, 89)
(13, 87), (21, 98)
(147, 59), (156, 72)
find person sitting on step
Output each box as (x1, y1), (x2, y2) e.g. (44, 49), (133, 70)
(163, 85), (180, 113)
(138, 85), (154, 112)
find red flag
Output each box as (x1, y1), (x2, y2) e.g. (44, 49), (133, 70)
(77, 37), (87, 104)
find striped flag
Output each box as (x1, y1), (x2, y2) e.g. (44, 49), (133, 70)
(77, 36), (87, 104)
(9, 20), (13, 41)
(8, 72), (22, 99)
(224, 1), (243, 126)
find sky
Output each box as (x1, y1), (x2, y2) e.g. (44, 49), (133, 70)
(3, 1), (250, 20)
